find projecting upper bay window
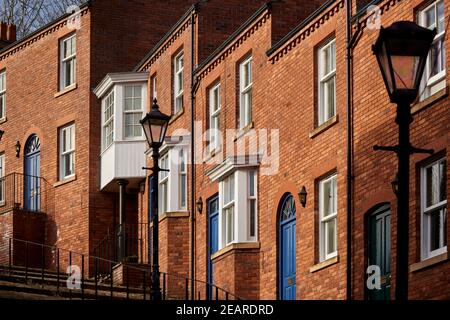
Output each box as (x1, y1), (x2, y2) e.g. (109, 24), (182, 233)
(93, 72), (149, 192)
(207, 156), (260, 249)
(419, 0), (446, 100)
(60, 34), (76, 90)
(317, 39), (336, 126)
(219, 169), (258, 248)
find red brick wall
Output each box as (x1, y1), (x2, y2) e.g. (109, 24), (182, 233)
(351, 0), (450, 300)
(212, 249), (260, 300)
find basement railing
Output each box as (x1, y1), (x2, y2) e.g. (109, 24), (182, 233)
(0, 236), (241, 301)
(0, 173), (52, 215)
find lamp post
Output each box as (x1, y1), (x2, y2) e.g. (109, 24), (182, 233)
(140, 98), (171, 301)
(372, 21), (436, 300)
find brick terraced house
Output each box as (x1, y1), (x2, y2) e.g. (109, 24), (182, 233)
(0, 0), (449, 300)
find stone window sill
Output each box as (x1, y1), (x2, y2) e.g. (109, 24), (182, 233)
(157, 211), (189, 223)
(54, 83), (77, 98)
(410, 251), (448, 273)
(211, 242), (260, 261)
(234, 122), (255, 142)
(309, 255), (339, 273)
(0, 117), (7, 124)
(169, 108), (184, 124)
(53, 175), (77, 187)
(411, 85), (448, 115)
(309, 115), (339, 139)
(203, 147), (222, 163)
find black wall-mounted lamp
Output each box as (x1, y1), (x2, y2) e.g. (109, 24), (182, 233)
(196, 197), (203, 214)
(298, 186), (307, 208)
(15, 141), (21, 158)
(0, 130), (4, 141)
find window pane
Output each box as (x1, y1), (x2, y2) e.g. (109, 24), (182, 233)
(323, 180), (331, 217)
(326, 77), (335, 119)
(437, 0), (445, 32)
(439, 160), (446, 202)
(249, 171), (255, 197)
(425, 6), (436, 28)
(429, 209), (443, 251)
(250, 199), (256, 238)
(326, 218), (336, 255)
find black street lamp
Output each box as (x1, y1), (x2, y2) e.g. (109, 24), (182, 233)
(140, 98), (171, 301)
(372, 21), (436, 300)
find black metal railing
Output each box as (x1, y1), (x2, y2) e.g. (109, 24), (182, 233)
(0, 236), (241, 300)
(0, 173), (52, 214)
(93, 223), (151, 274)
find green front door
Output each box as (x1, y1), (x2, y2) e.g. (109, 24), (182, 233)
(367, 204), (391, 300)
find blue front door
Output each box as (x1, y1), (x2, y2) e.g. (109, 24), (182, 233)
(208, 195), (219, 299)
(24, 135), (41, 211)
(279, 194), (296, 300)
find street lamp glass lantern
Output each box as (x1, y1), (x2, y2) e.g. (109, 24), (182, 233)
(140, 99), (171, 148)
(372, 21), (436, 104)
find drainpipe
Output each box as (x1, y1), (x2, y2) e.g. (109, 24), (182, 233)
(345, 0), (354, 300)
(117, 179), (128, 262)
(189, 6), (197, 301)
(345, 0), (363, 300)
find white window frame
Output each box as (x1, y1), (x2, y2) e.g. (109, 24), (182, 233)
(173, 51), (184, 114)
(318, 39), (336, 126)
(319, 174), (338, 261)
(421, 157), (447, 260)
(209, 83), (221, 152)
(59, 123), (75, 180)
(179, 148), (187, 210)
(159, 153), (170, 214)
(239, 56), (253, 129)
(59, 34), (76, 90)
(102, 89), (115, 151)
(419, 0), (446, 100)
(248, 170), (257, 241)
(0, 154), (5, 205)
(0, 70), (6, 120)
(222, 174), (235, 246)
(151, 75), (157, 100)
(123, 85), (144, 139)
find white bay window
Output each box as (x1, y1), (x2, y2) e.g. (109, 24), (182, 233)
(124, 85), (143, 139)
(216, 168), (258, 249)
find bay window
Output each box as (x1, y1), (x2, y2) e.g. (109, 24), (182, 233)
(102, 89), (115, 150)
(124, 85), (143, 139)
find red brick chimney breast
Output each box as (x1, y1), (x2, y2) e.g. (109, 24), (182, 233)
(7, 24), (16, 42)
(0, 22), (7, 41)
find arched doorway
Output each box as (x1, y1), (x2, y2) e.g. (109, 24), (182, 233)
(278, 194), (296, 300)
(24, 135), (41, 211)
(366, 203), (391, 300)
